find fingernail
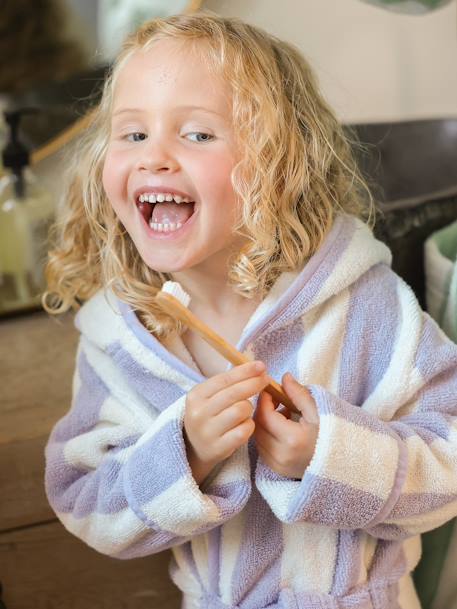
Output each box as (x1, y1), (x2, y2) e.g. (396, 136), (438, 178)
(254, 361), (265, 372)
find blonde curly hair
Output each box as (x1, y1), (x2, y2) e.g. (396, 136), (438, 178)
(43, 11), (373, 337)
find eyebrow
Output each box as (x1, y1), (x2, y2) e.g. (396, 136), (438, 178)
(112, 105), (225, 118)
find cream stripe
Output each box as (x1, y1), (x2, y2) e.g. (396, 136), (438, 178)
(59, 507), (148, 556)
(387, 500), (457, 535)
(281, 522), (337, 594)
(308, 416), (399, 498)
(398, 573), (422, 609)
(170, 544), (202, 600)
(76, 290), (124, 349)
(255, 478), (301, 521)
(315, 221), (391, 309)
(402, 422), (457, 495)
(189, 534), (211, 590)
(358, 532), (378, 586)
(296, 289), (350, 391)
(219, 509), (249, 604)
(140, 476), (220, 536)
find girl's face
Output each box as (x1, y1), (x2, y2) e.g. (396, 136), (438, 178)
(102, 39), (243, 275)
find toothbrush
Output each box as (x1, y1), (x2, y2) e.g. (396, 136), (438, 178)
(155, 281), (299, 414)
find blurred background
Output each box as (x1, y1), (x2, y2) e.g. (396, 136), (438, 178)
(0, 1), (456, 608)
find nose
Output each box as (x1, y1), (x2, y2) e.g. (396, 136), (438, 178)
(136, 137), (180, 174)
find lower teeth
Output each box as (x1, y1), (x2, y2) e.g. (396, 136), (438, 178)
(149, 221), (183, 232)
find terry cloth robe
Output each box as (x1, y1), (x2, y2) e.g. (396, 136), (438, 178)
(45, 214), (457, 609)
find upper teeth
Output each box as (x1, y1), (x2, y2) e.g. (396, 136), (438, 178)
(138, 193), (192, 204)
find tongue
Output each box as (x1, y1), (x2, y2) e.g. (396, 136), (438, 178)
(152, 201), (194, 225)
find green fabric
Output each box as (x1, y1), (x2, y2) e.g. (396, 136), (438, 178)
(379, 0), (448, 6)
(413, 519), (456, 608)
(413, 219), (457, 608)
(362, 0), (452, 11)
(432, 219), (457, 262)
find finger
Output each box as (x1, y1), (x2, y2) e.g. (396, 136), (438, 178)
(254, 414), (280, 449)
(208, 374), (270, 416)
(282, 373), (319, 424)
(254, 390), (275, 421)
(255, 391), (290, 441)
(218, 417), (255, 455)
(196, 361), (266, 400)
(254, 428), (285, 472)
(210, 400), (254, 436)
(256, 390), (291, 419)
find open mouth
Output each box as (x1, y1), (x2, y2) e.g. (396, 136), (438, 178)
(136, 193), (196, 233)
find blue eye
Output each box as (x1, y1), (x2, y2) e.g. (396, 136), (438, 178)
(186, 132), (214, 143)
(127, 132), (147, 142)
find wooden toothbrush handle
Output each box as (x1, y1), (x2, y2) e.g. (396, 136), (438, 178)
(156, 292), (299, 413)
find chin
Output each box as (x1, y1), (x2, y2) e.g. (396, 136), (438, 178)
(141, 257), (190, 274)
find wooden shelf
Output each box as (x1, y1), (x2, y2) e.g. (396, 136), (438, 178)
(0, 311), (181, 608)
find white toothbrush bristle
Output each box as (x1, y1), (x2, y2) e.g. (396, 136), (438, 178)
(161, 281), (191, 308)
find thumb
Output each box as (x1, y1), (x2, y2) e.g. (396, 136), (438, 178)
(282, 373), (319, 424)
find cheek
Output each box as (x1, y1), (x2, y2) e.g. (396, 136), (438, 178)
(102, 149), (130, 200)
(199, 155), (236, 201)
(101, 156), (129, 223)
(101, 155), (117, 202)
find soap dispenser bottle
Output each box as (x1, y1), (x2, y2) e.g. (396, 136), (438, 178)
(0, 109), (55, 314)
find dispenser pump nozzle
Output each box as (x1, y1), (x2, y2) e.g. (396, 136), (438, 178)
(2, 109), (34, 198)
(3, 110), (30, 168)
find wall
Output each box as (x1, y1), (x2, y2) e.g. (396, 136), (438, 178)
(203, 0), (457, 123)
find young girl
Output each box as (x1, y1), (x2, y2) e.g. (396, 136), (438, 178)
(44, 12), (457, 609)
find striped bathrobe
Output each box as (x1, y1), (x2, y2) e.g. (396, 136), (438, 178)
(45, 214), (457, 609)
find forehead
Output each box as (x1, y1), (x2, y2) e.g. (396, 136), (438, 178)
(113, 39), (231, 111)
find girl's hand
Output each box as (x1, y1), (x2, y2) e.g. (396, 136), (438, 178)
(254, 373), (319, 480)
(184, 361), (270, 485)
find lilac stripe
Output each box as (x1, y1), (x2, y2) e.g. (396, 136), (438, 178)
(367, 538), (407, 590)
(238, 214), (354, 350)
(117, 299), (205, 384)
(241, 553), (282, 609)
(107, 341), (187, 413)
(338, 264), (399, 405)
(415, 314), (457, 385)
(286, 473), (385, 528)
(390, 415), (454, 444)
(330, 530), (363, 596)
(72, 459), (129, 518)
(413, 316), (457, 418)
(206, 526), (221, 597)
(115, 530), (189, 559)
(51, 349), (108, 442)
(230, 480), (282, 606)
(124, 419), (187, 506)
(205, 480), (252, 520)
(45, 442), (132, 517)
(252, 317), (305, 389)
(366, 522), (409, 540)
(45, 442), (87, 510)
(308, 385), (398, 439)
(390, 490), (457, 519)
(416, 364), (457, 415)
(200, 580), (402, 608)
(255, 460), (388, 529)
